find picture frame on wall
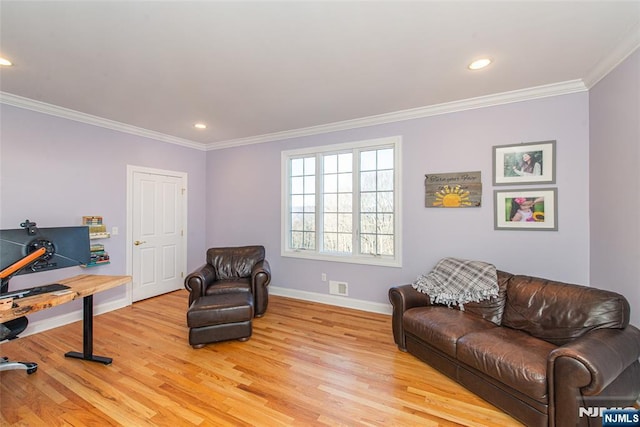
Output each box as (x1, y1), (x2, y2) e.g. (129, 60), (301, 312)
(494, 188), (558, 231)
(493, 140), (556, 185)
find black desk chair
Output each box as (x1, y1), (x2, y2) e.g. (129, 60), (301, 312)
(1, 316), (37, 374)
(0, 223), (48, 374)
(1, 280), (39, 374)
(1, 220), (54, 374)
(1, 317), (27, 340)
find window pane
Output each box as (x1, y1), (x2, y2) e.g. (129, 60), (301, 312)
(378, 214), (394, 234)
(378, 235), (394, 255)
(324, 154), (337, 174)
(291, 158), (304, 176)
(324, 174), (337, 193)
(378, 148), (394, 169)
(360, 150), (376, 171)
(361, 234), (376, 254)
(338, 193), (352, 212)
(377, 191), (393, 212)
(324, 193), (337, 212)
(338, 153), (352, 173)
(361, 192), (376, 212)
(324, 213), (337, 232)
(291, 231), (303, 248)
(291, 195), (304, 212)
(303, 232), (316, 249)
(304, 176), (315, 193)
(291, 177), (304, 194)
(303, 213), (315, 231)
(324, 233), (337, 251)
(304, 157), (315, 173)
(304, 195), (315, 212)
(337, 233), (352, 252)
(378, 170), (393, 191)
(361, 213), (376, 233)
(360, 171), (376, 191)
(338, 213), (352, 232)
(291, 213), (304, 231)
(338, 172), (352, 192)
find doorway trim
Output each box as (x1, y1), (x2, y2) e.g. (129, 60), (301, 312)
(126, 165), (188, 304)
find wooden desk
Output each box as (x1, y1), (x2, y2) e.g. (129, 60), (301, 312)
(1, 274), (131, 365)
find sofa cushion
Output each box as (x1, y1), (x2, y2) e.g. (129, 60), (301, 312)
(502, 275), (630, 345)
(463, 270), (511, 325)
(403, 307), (497, 357)
(457, 327), (557, 403)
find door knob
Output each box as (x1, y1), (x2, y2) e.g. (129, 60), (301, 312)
(134, 240), (147, 246)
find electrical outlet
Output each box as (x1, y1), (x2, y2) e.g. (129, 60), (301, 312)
(329, 280), (348, 296)
(321, 273), (327, 282)
(111, 226), (119, 236)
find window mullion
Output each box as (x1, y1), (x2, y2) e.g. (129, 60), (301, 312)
(316, 153), (322, 253)
(353, 148), (361, 256)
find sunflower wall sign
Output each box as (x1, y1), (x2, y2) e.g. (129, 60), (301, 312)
(425, 171), (482, 208)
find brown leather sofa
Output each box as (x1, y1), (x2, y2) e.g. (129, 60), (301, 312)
(389, 271), (640, 427)
(185, 245), (271, 317)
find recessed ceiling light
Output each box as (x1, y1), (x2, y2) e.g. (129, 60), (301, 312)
(194, 123), (207, 129)
(0, 57), (13, 66)
(468, 58), (492, 70)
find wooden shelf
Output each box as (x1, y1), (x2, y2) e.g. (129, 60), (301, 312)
(81, 261), (111, 268)
(89, 232), (110, 239)
(84, 217), (111, 266)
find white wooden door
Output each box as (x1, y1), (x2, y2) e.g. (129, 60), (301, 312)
(130, 168), (186, 302)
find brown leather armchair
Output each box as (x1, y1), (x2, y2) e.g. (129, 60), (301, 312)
(184, 245), (271, 317)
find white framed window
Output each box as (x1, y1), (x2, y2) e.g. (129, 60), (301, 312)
(281, 136), (402, 267)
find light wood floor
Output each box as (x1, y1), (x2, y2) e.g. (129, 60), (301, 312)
(1, 290), (523, 426)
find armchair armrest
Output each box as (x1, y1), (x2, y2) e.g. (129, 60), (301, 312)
(184, 263), (216, 306)
(548, 326), (640, 426)
(388, 284), (431, 351)
(251, 259), (271, 317)
(252, 259), (271, 287)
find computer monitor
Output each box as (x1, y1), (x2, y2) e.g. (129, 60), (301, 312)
(0, 225), (90, 292)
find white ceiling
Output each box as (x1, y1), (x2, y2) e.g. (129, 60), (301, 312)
(1, 1), (639, 150)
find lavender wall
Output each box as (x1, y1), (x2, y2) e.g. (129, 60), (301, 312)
(0, 104), (207, 326)
(207, 93), (594, 311)
(589, 49), (640, 327)
(3, 63), (636, 332)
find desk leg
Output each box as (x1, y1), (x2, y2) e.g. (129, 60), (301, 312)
(64, 294), (113, 365)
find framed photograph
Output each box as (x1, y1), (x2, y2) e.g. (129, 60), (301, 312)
(493, 140), (556, 185)
(494, 188), (558, 231)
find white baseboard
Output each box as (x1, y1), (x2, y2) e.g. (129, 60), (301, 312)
(19, 297), (130, 338)
(269, 286), (392, 315)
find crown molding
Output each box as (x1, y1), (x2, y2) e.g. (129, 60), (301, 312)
(583, 24), (640, 89)
(0, 92), (207, 151)
(1, 79), (588, 153)
(206, 79), (587, 150)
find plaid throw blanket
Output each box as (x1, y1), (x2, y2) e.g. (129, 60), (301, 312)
(412, 258), (498, 309)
